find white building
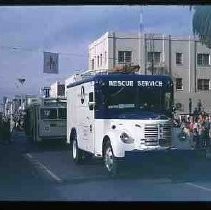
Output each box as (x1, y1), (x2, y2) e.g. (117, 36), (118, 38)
(88, 32), (211, 115)
(49, 81), (65, 98)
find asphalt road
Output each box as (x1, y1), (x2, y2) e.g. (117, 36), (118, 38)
(1, 130), (211, 202)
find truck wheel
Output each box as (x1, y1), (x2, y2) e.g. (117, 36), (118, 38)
(72, 136), (83, 164)
(104, 142), (118, 177)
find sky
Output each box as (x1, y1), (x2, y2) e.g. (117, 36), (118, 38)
(0, 5), (194, 100)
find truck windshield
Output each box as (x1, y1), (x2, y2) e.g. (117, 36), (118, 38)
(101, 86), (172, 115)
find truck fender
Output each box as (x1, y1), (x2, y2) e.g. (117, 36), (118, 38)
(103, 130), (125, 158)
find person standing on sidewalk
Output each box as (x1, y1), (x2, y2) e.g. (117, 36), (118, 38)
(203, 115), (210, 149)
(193, 117), (200, 149)
(197, 99), (202, 114)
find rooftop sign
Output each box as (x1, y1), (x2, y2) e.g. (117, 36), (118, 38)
(108, 80), (163, 87)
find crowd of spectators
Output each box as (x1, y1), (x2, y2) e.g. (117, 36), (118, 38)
(173, 108), (211, 150)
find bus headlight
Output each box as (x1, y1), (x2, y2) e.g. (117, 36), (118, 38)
(120, 132), (134, 144)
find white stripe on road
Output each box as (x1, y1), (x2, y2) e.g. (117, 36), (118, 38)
(25, 153), (63, 183)
(186, 182), (211, 192)
(26, 153), (33, 158)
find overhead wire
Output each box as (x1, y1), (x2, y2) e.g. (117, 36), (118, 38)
(0, 45), (88, 58)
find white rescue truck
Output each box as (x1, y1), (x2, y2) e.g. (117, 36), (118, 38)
(66, 70), (175, 175)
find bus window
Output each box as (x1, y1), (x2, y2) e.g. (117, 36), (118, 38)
(58, 108), (67, 119)
(40, 108), (57, 119)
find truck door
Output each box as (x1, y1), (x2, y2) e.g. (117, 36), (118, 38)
(78, 84), (95, 153)
(86, 91), (95, 153)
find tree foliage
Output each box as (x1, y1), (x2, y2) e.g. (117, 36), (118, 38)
(193, 6), (211, 48)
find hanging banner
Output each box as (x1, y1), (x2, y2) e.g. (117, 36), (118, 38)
(43, 52), (59, 74)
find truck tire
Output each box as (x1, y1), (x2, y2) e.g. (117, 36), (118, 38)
(103, 141), (118, 177)
(72, 136), (83, 164)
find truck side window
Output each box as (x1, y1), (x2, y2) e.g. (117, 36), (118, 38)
(88, 92), (94, 110)
(89, 92), (93, 102)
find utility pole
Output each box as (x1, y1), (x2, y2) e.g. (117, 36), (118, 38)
(148, 34), (155, 75)
(139, 6), (144, 74)
(144, 34), (147, 75)
(152, 38), (155, 75)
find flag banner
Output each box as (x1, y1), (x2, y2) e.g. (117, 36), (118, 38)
(43, 52), (59, 74)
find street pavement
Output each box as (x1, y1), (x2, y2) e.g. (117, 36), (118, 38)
(1, 130), (211, 202)
(0, 131), (64, 201)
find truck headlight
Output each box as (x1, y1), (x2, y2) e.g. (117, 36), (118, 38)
(120, 132), (134, 144)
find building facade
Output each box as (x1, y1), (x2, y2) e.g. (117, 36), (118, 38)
(88, 32), (211, 114)
(49, 81), (65, 98)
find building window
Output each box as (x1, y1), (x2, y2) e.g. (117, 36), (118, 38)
(118, 51), (132, 64)
(100, 54), (102, 66)
(197, 79), (210, 90)
(176, 78), (183, 90)
(97, 56), (99, 67)
(147, 52), (161, 64)
(57, 84), (65, 97)
(176, 53), (183, 65)
(91, 59), (94, 70)
(197, 53), (210, 66)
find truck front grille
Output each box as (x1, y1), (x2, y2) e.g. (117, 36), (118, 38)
(144, 123), (172, 147)
(162, 123), (172, 139)
(144, 124), (158, 139)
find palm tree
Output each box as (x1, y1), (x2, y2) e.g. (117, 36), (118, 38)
(192, 6), (211, 48)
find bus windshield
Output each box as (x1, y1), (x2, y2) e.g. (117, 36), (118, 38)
(58, 108), (67, 119)
(40, 108), (57, 119)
